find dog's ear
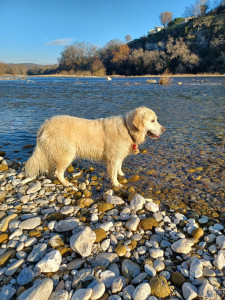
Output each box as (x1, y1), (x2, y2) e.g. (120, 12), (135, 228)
(127, 108), (145, 131)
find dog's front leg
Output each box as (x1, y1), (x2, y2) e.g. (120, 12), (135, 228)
(107, 160), (122, 187)
(117, 160), (125, 176)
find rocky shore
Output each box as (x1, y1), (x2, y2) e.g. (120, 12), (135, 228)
(0, 156), (225, 300)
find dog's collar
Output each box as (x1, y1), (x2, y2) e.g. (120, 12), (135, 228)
(124, 117), (137, 144)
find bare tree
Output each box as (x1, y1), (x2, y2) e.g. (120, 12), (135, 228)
(183, 0), (210, 16)
(159, 12), (173, 28)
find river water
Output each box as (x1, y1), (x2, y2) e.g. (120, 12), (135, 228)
(0, 76), (224, 217)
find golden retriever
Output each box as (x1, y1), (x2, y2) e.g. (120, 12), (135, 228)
(25, 107), (166, 187)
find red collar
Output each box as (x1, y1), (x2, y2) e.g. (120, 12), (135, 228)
(133, 144), (138, 150)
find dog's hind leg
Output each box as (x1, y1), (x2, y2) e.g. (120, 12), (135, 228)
(117, 160), (125, 176)
(55, 156), (73, 186)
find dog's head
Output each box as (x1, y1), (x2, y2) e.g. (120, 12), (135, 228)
(126, 107), (166, 143)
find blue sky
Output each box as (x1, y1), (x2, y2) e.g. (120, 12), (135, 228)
(0, 0), (197, 65)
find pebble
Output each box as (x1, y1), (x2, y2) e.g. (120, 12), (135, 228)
(190, 257), (203, 278)
(130, 194), (145, 211)
(48, 290), (69, 300)
(171, 238), (195, 254)
(71, 288), (92, 300)
(133, 283), (151, 300)
(19, 216), (41, 230)
(26, 181), (41, 194)
(27, 243), (47, 262)
(17, 268), (34, 285)
(144, 202), (159, 212)
(125, 217), (140, 231)
(0, 286), (16, 300)
(89, 282), (105, 299)
(36, 250), (62, 273)
(182, 282), (198, 300)
(70, 227), (96, 257)
(55, 218), (79, 232)
(17, 278), (53, 300)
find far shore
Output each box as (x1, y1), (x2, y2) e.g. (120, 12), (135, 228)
(0, 73), (224, 80)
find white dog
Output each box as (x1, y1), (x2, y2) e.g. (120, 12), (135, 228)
(25, 107), (166, 187)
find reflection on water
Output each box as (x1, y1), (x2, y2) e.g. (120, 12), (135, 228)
(0, 76), (224, 214)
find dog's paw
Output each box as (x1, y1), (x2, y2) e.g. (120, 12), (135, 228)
(113, 182), (123, 188)
(118, 171), (125, 176)
(63, 180), (72, 187)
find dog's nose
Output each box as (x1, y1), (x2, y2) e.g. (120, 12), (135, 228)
(162, 127), (166, 132)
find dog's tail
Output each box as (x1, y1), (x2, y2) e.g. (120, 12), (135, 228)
(25, 144), (49, 178)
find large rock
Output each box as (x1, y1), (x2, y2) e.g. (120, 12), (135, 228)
(182, 282), (198, 300)
(26, 182), (42, 194)
(0, 214), (18, 232)
(48, 290), (69, 300)
(70, 227), (96, 257)
(17, 268), (34, 285)
(17, 278), (53, 300)
(130, 194), (145, 212)
(190, 258), (203, 278)
(35, 250), (62, 273)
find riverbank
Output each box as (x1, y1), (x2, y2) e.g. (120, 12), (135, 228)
(0, 73), (225, 80)
(0, 155), (225, 300)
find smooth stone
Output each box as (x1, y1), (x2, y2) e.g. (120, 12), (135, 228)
(94, 228), (107, 243)
(17, 278), (53, 300)
(0, 214), (18, 232)
(149, 248), (164, 258)
(94, 252), (119, 268)
(133, 283), (151, 300)
(67, 258), (85, 270)
(0, 286), (16, 300)
(106, 195), (124, 205)
(125, 217), (140, 231)
(131, 273), (147, 284)
(216, 235), (225, 249)
(0, 250), (16, 267)
(130, 194), (145, 212)
(171, 238), (194, 254)
(198, 282), (216, 299)
(108, 296), (121, 300)
(182, 282), (198, 300)
(26, 182), (41, 194)
(149, 275), (170, 298)
(139, 218), (158, 230)
(115, 245), (127, 256)
(5, 258), (24, 275)
(171, 272), (186, 287)
(70, 227), (96, 257)
(213, 250), (225, 269)
(90, 282), (105, 299)
(27, 243), (47, 262)
(144, 202), (159, 212)
(191, 228), (204, 240)
(123, 285), (135, 300)
(121, 259), (141, 280)
(17, 268), (35, 285)
(71, 288), (92, 300)
(99, 270), (116, 288)
(190, 258), (203, 278)
(36, 250), (62, 273)
(48, 290), (69, 300)
(144, 265), (156, 277)
(111, 276), (125, 293)
(55, 218), (79, 232)
(19, 217), (41, 230)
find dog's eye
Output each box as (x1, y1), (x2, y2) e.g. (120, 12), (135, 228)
(151, 120), (155, 123)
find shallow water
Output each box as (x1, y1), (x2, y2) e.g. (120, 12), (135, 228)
(0, 76), (225, 215)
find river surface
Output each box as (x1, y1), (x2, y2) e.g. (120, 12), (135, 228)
(0, 76), (225, 217)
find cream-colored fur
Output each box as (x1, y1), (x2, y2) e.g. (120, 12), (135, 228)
(25, 107), (165, 187)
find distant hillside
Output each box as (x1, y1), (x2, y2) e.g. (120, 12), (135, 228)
(128, 5), (225, 73)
